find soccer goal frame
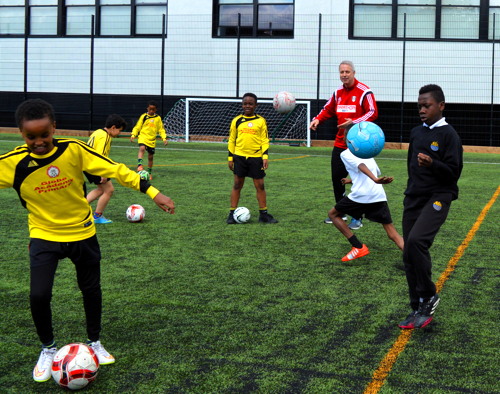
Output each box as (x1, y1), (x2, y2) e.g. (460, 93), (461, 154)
(163, 97), (312, 147)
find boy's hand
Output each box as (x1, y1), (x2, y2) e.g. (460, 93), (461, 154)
(228, 161), (234, 171)
(262, 159), (269, 170)
(130, 136), (135, 143)
(163, 139), (168, 146)
(417, 153), (433, 167)
(341, 177), (352, 185)
(374, 176), (394, 184)
(153, 193), (175, 214)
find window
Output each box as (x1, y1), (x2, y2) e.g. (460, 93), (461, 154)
(0, 1), (25, 35)
(29, 0), (58, 36)
(489, 0), (500, 39)
(135, 0), (167, 35)
(213, 0), (294, 38)
(100, 1), (132, 36)
(0, 0), (167, 37)
(350, 0), (497, 41)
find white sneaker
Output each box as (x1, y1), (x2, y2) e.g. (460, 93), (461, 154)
(33, 347), (57, 382)
(87, 340), (115, 365)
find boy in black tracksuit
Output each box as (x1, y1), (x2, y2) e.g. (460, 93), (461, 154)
(399, 84), (463, 329)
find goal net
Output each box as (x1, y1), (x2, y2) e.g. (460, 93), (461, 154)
(163, 98), (311, 146)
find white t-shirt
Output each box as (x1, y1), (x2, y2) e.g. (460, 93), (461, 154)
(340, 149), (387, 204)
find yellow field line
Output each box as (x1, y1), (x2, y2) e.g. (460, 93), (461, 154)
(127, 155), (310, 168)
(364, 184), (500, 394)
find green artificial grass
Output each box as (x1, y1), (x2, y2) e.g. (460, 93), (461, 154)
(0, 135), (498, 393)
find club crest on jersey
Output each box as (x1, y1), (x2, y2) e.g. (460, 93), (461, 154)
(433, 201), (442, 211)
(351, 96), (357, 102)
(430, 141), (439, 151)
(248, 122), (253, 127)
(46, 166), (60, 178)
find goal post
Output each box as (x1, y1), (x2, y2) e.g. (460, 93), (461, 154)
(163, 97), (311, 147)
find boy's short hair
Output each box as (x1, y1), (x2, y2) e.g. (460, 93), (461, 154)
(148, 100), (158, 108)
(242, 93), (258, 102)
(419, 84), (445, 103)
(15, 99), (55, 129)
(105, 114), (127, 130)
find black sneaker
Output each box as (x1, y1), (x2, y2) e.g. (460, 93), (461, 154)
(398, 310), (418, 329)
(226, 212), (237, 224)
(413, 294), (440, 329)
(259, 213), (278, 223)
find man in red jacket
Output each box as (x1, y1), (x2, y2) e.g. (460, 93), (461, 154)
(310, 60), (378, 229)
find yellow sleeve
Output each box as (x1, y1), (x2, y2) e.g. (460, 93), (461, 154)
(228, 117), (237, 161)
(156, 117), (167, 141)
(131, 114), (146, 138)
(261, 118), (270, 160)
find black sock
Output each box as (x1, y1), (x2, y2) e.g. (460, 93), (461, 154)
(348, 235), (363, 249)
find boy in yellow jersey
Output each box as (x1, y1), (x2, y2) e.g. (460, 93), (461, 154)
(86, 114), (127, 224)
(227, 93), (278, 224)
(1, 99), (175, 383)
(130, 100), (168, 180)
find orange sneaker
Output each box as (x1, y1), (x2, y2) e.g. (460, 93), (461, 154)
(341, 244), (369, 262)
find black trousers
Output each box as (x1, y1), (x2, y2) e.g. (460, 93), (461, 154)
(331, 146), (348, 203)
(29, 236), (102, 344)
(402, 193), (452, 310)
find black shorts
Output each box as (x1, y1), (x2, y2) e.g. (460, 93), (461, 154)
(139, 143), (155, 154)
(84, 171), (109, 185)
(233, 155), (266, 179)
(334, 197), (393, 224)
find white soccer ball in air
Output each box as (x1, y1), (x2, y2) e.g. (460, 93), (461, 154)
(126, 204), (146, 222)
(233, 207), (251, 224)
(273, 91), (296, 114)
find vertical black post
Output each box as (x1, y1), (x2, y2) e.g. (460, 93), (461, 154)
(316, 13), (322, 118)
(24, 29), (28, 101)
(236, 13), (241, 98)
(161, 14), (166, 115)
(490, 13), (496, 147)
(89, 15), (95, 132)
(400, 13), (407, 144)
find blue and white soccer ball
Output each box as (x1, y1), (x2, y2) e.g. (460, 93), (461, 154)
(346, 121), (385, 159)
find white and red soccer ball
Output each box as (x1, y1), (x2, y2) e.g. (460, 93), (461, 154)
(273, 91), (296, 114)
(126, 204), (146, 222)
(51, 343), (99, 390)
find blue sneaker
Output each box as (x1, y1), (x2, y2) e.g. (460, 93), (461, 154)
(348, 218), (363, 230)
(94, 215), (112, 224)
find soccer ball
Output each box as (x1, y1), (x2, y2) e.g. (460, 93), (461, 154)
(138, 170), (150, 181)
(233, 207), (251, 223)
(273, 91), (296, 114)
(51, 343), (99, 390)
(126, 204), (146, 222)
(346, 121), (386, 159)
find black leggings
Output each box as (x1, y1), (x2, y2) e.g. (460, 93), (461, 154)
(29, 236), (102, 344)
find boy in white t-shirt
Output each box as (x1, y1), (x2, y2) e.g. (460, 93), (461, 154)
(327, 148), (404, 262)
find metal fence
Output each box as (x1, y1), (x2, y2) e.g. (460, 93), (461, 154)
(0, 12), (499, 146)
